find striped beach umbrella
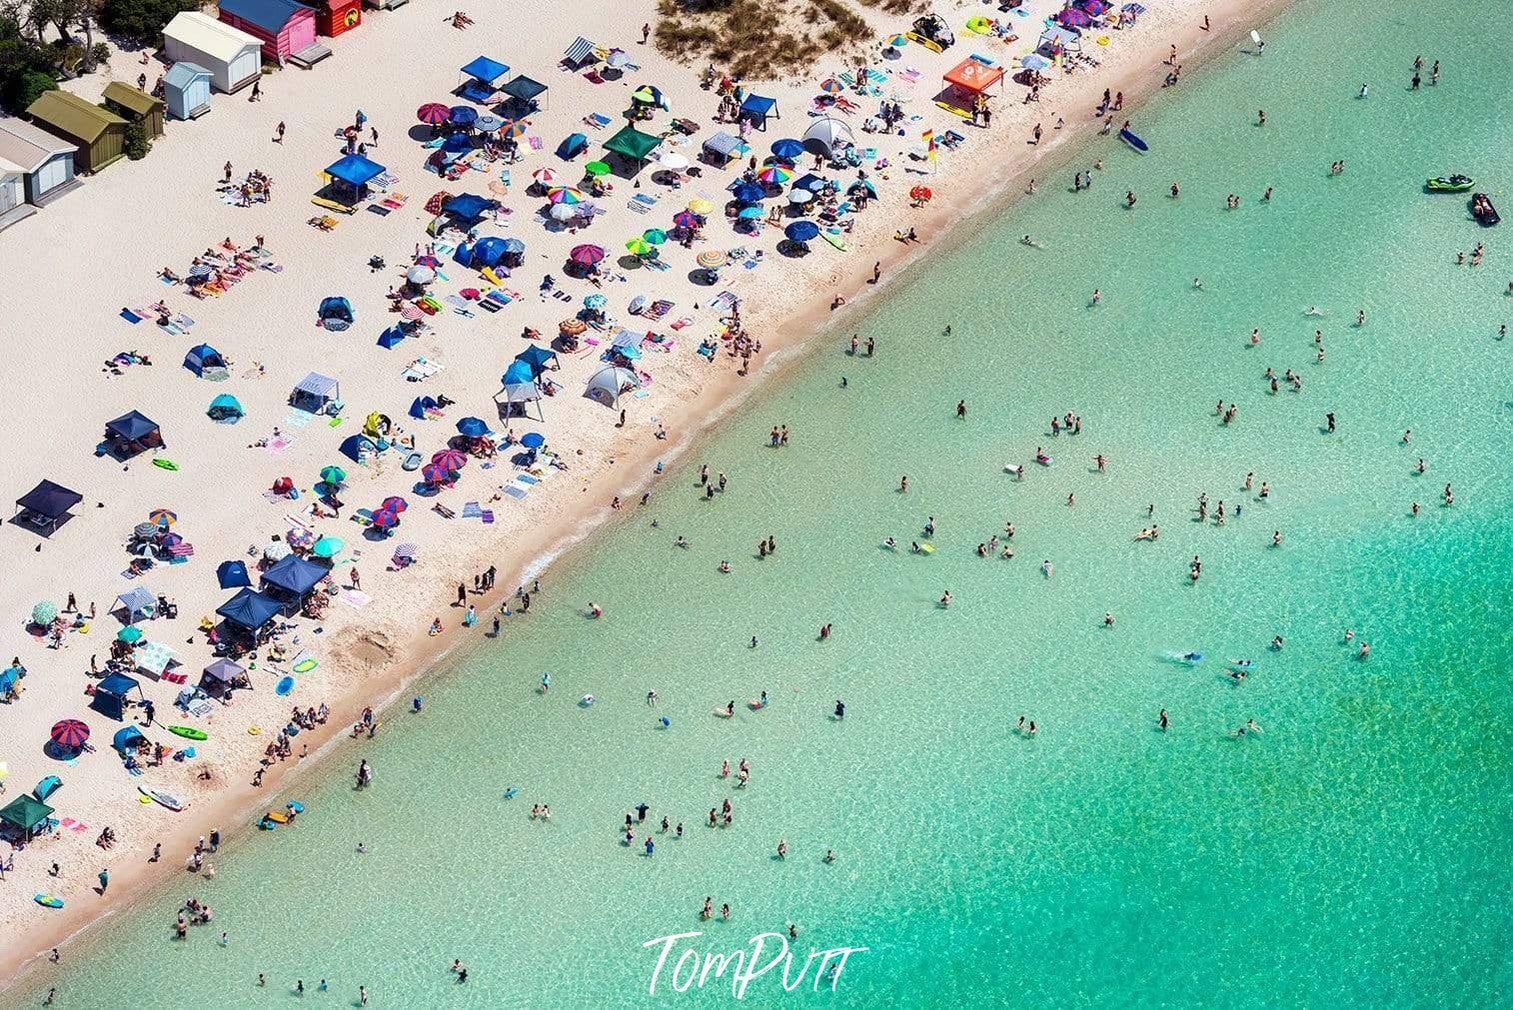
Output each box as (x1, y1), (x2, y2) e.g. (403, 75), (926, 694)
(476, 115), (503, 133)
(371, 509), (398, 530)
(819, 79), (843, 94)
(319, 465), (346, 486)
(673, 210), (702, 229)
(501, 120), (527, 139)
(757, 165), (793, 185)
(569, 244), (606, 266)
(548, 187), (584, 205)
(148, 508), (177, 527)
(416, 103), (450, 125)
(380, 495), (409, 514)
(393, 542), (419, 559)
(430, 449), (468, 472)
(532, 167), (559, 186)
(51, 719), (90, 750)
(421, 462), (451, 485)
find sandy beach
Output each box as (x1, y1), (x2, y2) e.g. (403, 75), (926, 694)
(0, 0), (1284, 987)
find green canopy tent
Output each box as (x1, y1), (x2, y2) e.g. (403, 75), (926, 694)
(601, 125), (661, 177)
(0, 794), (55, 839)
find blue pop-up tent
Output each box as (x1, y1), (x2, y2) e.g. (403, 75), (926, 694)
(459, 55), (509, 102)
(516, 346), (559, 373)
(738, 94), (779, 131)
(216, 560), (251, 589)
(377, 325), (408, 350)
(112, 725), (146, 755)
(441, 193), (496, 222)
(324, 154), (386, 201)
(207, 394), (244, 423)
(338, 433), (379, 463)
(502, 359), (535, 385)
(182, 343), (226, 376)
(216, 588), (281, 632)
(556, 132), (588, 160)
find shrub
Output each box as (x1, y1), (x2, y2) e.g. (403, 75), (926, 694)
(99, 0), (199, 45)
(124, 120), (150, 159)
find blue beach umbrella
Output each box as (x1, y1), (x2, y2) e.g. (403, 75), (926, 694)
(443, 132), (473, 153)
(584, 293), (608, 310)
(785, 220), (820, 242)
(770, 138), (804, 161)
(457, 417), (490, 438)
(737, 206), (765, 219)
(520, 432), (545, 449)
(732, 182), (766, 203)
(449, 105), (478, 126)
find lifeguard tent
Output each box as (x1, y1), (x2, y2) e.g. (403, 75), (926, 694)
(934, 57), (1005, 118)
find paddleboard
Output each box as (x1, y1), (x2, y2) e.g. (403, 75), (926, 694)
(275, 676), (295, 696)
(168, 725), (207, 741)
(916, 542), (935, 554)
(748, 699), (766, 710)
(1250, 29), (1262, 45)
(712, 708), (734, 718)
(822, 232), (848, 252)
(263, 810), (288, 824)
(292, 658), (318, 673)
(139, 786), (186, 811)
(34, 894), (63, 909)
(503, 787), (519, 799)
(1118, 128), (1149, 153)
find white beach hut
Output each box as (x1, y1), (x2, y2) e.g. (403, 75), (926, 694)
(0, 155), (33, 231)
(163, 13), (263, 94)
(0, 116), (78, 205)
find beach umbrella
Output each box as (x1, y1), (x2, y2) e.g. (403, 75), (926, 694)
(696, 250), (726, 268)
(476, 115), (503, 133)
(819, 79), (843, 95)
(399, 304), (424, 322)
(584, 160), (611, 177)
(910, 184), (933, 200)
(430, 449), (467, 472)
(549, 203), (580, 222)
(371, 509), (398, 530)
(630, 84), (666, 108)
(116, 625), (143, 644)
(457, 417), (490, 437)
(672, 210), (702, 229)
(737, 206), (765, 220)
(548, 186), (584, 205)
(686, 197), (715, 215)
(133, 522), (158, 539)
(770, 138), (805, 160)
(421, 462), (451, 484)
(642, 228), (667, 245)
(658, 151), (689, 171)
(1021, 53), (1051, 70)
(887, 34), (908, 47)
(416, 103), (450, 125)
(732, 182), (766, 203)
(148, 508), (177, 527)
(605, 50), (630, 69)
(584, 293), (608, 310)
(569, 244), (606, 266)
(785, 221), (820, 242)
(50, 719), (89, 751)
(1056, 7), (1091, 26)
(501, 238), (525, 253)
(380, 495), (410, 514)
(532, 167), (559, 186)
(788, 189), (815, 205)
(520, 432), (546, 449)
(449, 105), (478, 126)
(415, 253), (441, 268)
(559, 318), (588, 335)
(626, 237), (653, 256)
(263, 542), (291, 561)
(501, 120), (527, 139)
(757, 165), (793, 185)
(312, 536), (344, 559)
(393, 542), (419, 559)
(319, 465), (346, 486)
(442, 131), (473, 153)
(406, 265), (436, 285)
(31, 601), (56, 625)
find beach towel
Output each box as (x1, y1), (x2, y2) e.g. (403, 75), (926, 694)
(119, 309), (142, 323)
(340, 590), (370, 609)
(584, 112), (613, 129)
(462, 501), (482, 518)
(503, 485), (528, 499)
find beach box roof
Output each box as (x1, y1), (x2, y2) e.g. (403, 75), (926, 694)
(0, 115), (74, 172)
(603, 125), (660, 162)
(14, 479), (82, 525)
(101, 81), (163, 118)
(27, 90), (125, 144)
(216, 587), (282, 630)
(219, 0), (313, 35)
(261, 554), (328, 595)
(164, 61), (212, 89)
(105, 410), (160, 441)
(461, 55), (509, 83)
(0, 795), (54, 834)
(163, 14), (262, 93)
(325, 153), (385, 188)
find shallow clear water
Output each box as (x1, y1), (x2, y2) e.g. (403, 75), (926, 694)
(20, 0), (1513, 1005)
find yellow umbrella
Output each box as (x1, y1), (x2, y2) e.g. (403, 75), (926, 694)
(625, 237), (653, 256)
(686, 197), (715, 215)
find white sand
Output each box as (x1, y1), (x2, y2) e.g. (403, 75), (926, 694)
(0, 0), (1266, 985)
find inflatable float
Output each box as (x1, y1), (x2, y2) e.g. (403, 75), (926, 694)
(34, 894), (64, 909)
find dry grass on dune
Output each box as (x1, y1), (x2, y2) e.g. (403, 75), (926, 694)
(856, 0), (927, 14)
(654, 0), (878, 77)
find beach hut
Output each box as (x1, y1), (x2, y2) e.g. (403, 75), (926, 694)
(700, 131), (746, 168)
(0, 155), (33, 231)
(937, 57), (1005, 117)
(311, 0), (361, 37)
(290, 372), (340, 414)
(163, 62), (213, 120)
(602, 125), (660, 176)
(738, 93), (779, 131)
(458, 56), (509, 103)
(101, 82), (164, 139)
(0, 117), (76, 205)
(217, 0), (324, 67)
(163, 13), (263, 94)
(26, 91), (126, 174)
(13, 479), (82, 534)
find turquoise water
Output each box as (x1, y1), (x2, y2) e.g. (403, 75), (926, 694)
(19, 1), (1513, 1005)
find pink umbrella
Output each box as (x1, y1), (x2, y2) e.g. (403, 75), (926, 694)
(569, 244), (606, 266)
(430, 449), (468, 472)
(416, 103), (450, 125)
(380, 495), (409, 514)
(400, 304), (424, 322)
(421, 462), (452, 484)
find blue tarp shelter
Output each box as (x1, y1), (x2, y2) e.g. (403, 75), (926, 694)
(216, 588), (282, 633)
(207, 394), (244, 423)
(516, 346), (559, 373)
(323, 154), (386, 201)
(216, 560), (251, 589)
(338, 433), (378, 462)
(93, 671), (142, 720)
(261, 555), (328, 596)
(182, 343), (226, 376)
(112, 726), (146, 755)
(459, 56), (509, 102)
(739, 94), (779, 130)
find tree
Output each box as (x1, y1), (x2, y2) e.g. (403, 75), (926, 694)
(99, 0), (197, 45)
(0, 10), (56, 113)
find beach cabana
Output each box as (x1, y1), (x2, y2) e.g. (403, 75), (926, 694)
(290, 372), (340, 414)
(498, 75), (548, 117)
(0, 118), (76, 209)
(217, 0), (324, 67)
(322, 153), (385, 205)
(738, 93), (779, 131)
(26, 91), (127, 174)
(163, 13), (262, 94)
(103, 410), (163, 458)
(201, 657), (249, 697)
(216, 587), (282, 636)
(459, 56), (509, 103)
(701, 131), (746, 168)
(92, 671), (142, 720)
(311, 0), (361, 37)
(13, 479), (81, 534)
(163, 62), (213, 120)
(101, 82), (164, 139)
(584, 365), (639, 408)
(0, 155), (29, 230)
(0, 795), (54, 840)
(562, 36), (600, 69)
(936, 57), (1005, 117)
(207, 394), (244, 422)
(183, 342), (227, 377)
(802, 117), (855, 158)
(114, 586), (156, 624)
(516, 346), (559, 373)
(499, 380), (544, 421)
(602, 125), (660, 175)
(261, 554), (328, 612)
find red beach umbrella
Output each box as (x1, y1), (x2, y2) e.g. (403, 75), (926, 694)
(51, 719), (90, 750)
(910, 185), (933, 201)
(431, 449), (468, 472)
(672, 210), (702, 229)
(569, 244), (606, 266)
(416, 103), (450, 125)
(379, 496), (409, 514)
(421, 462), (451, 484)
(371, 509), (398, 530)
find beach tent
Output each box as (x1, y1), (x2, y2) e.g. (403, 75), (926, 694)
(408, 395), (438, 419)
(290, 372), (339, 414)
(163, 62), (213, 120)
(318, 296), (354, 330)
(216, 560), (252, 588)
(92, 671), (142, 720)
(941, 57), (1006, 111)
(802, 117), (855, 158)
(562, 36), (600, 69)
(701, 131), (746, 167)
(459, 56), (509, 103)
(217, 0), (321, 66)
(182, 343), (227, 377)
(201, 657), (249, 695)
(602, 126), (660, 174)
(584, 365), (639, 408)
(338, 433), (379, 462)
(0, 117), (77, 205)
(207, 393), (244, 422)
(440, 193), (495, 223)
(738, 94), (779, 131)
(610, 327), (644, 358)
(13, 479), (82, 534)
(104, 410), (163, 457)
(376, 325), (408, 350)
(32, 775), (61, 802)
(516, 346), (559, 373)
(114, 586), (156, 624)
(216, 587), (282, 633)
(500, 381), (544, 421)
(556, 132), (588, 161)
(111, 725), (146, 755)
(502, 359), (536, 386)
(26, 91), (127, 174)
(499, 76), (548, 117)
(164, 13), (262, 93)
(0, 794), (53, 839)
(101, 82), (164, 139)
(323, 154), (385, 203)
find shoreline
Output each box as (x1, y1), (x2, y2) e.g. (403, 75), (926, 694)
(0, 0), (1293, 991)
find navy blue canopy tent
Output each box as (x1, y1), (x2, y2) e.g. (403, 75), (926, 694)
(92, 671), (142, 720)
(516, 346), (559, 373)
(104, 410), (163, 456)
(216, 560), (251, 589)
(14, 479), (82, 534)
(216, 588), (282, 633)
(261, 555), (328, 599)
(459, 55), (509, 102)
(182, 343), (226, 377)
(323, 154), (386, 202)
(441, 193), (496, 222)
(738, 94), (779, 131)
(499, 75), (548, 116)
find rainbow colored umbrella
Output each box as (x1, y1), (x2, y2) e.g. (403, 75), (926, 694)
(819, 79), (843, 95)
(642, 228), (667, 245)
(416, 103), (450, 125)
(569, 244), (606, 266)
(584, 161), (611, 177)
(51, 719), (90, 750)
(430, 449), (468, 472)
(148, 508), (177, 527)
(501, 120), (527, 139)
(757, 165), (794, 185)
(548, 187), (584, 205)
(672, 210), (702, 228)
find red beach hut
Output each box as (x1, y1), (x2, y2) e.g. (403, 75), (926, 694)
(312, 0), (361, 38)
(216, 0), (323, 66)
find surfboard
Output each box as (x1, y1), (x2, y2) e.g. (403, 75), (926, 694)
(748, 699), (767, 710)
(712, 708), (734, 718)
(292, 658), (318, 673)
(1118, 128), (1149, 153)
(275, 676), (295, 696)
(502, 787), (519, 799)
(822, 232), (848, 252)
(168, 725), (207, 741)
(139, 786), (186, 811)
(34, 894), (63, 908)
